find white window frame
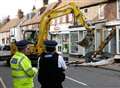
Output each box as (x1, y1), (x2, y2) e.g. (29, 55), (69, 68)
(98, 5), (105, 19)
(117, 0), (120, 19)
(68, 14), (73, 22)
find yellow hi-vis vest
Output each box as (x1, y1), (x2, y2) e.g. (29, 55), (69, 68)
(10, 51), (37, 88)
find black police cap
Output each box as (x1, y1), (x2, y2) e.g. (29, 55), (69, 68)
(16, 40), (30, 47)
(44, 40), (57, 47)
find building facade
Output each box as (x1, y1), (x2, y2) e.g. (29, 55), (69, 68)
(50, 0), (118, 56)
(0, 18), (21, 46)
(0, 0), (119, 56)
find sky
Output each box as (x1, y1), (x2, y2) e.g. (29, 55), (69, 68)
(0, 0), (57, 20)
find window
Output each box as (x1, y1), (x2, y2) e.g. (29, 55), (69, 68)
(2, 38), (5, 44)
(99, 5), (105, 19)
(55, 19), (57, 25)
(119, 29), (120, 52)
(58, 46), (62, 52)
(60, 17), (63, 23)
(66, 15), (69, 23)
(70, 31), (78, 53)
(68, 14), (73, 22)
(62, 34), (69, 54)
(62, 15), (66, 23)
(6, 37), (10, 44)
(118, 0), (120, 18)
(84, 8), (88, 13)
(57, 17), (60, 24)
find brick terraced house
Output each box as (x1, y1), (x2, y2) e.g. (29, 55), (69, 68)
(1, 0), (120, 57)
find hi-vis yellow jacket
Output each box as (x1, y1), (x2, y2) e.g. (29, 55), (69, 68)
(10, 51), (38, 88)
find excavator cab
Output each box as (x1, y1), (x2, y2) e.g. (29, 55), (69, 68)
(23, 30), (38, 44)
(10, 30), (38, 55)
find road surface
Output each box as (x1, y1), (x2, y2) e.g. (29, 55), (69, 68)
(0, 64), (120, 88)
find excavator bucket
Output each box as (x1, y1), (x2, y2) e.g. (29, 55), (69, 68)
(78, 30), (94, 48)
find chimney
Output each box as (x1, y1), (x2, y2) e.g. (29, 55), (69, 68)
(40, 7), (47, 15)
(43, 0), (48, 6)
(17, 9), (24, 19)
(3, 16), (10, 24)
(32, 5), (36, 13)
(58, 0), (62, 2)
(39, 0), (49, 14)
(6, 16), (10, 22)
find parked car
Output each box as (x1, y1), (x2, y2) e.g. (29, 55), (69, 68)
(2, 45), (10, 51)
(0, 45), (11, 62)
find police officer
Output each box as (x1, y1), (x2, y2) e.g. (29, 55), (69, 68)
(10, 40), (38, 88)
(38, 40), (67, 88)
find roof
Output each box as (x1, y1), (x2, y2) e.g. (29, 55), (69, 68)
(31, 2), (58, 24)
(21, 13), (40, 26)
(21, 9), (40, 26)
(77, 0), (112, 8)
(20, 0), (112, 26)
(21, 2), (58, 26)
(21, 18), (32, 26)
(0, 18), (23, 33)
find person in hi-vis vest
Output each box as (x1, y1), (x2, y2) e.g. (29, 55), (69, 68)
(10, 40), (38, 88)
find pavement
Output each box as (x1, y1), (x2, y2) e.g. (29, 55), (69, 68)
(68, 56), (120, 72)
(1, 55), (120, 72)
(99, 63), (120, 72)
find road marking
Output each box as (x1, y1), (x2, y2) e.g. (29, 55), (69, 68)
(0, 77), (6, 88)
(66, 76), (88, 86)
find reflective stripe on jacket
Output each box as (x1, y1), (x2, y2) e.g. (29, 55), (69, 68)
(10, 51), (37, 88)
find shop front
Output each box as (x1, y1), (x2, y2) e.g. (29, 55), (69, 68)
(105, 20), (120, 54)
(69, 28), (86, 56)
(51, 31), (69, 55)
(50, 24), (93, 56)
(50, 24), (70, 55)
(116, 25), (120, 54)
(95, 27), (116, 54)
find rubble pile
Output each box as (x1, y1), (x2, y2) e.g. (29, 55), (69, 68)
(69, 51), (115, 67)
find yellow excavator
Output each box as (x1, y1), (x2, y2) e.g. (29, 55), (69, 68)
(3, 1), (115, 65)
(9, 1), (94, 64)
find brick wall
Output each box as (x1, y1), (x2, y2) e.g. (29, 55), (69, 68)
(104, 1), (117, 21)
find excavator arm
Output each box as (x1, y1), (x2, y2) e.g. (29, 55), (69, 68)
(36, 2), (94, 54)
(92, 27), (116, 58)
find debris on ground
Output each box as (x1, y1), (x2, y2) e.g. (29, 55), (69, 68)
(68, 51), (115, 66)
(83, 51), (114, 63)
(77, 58), (114, 66)
(69, 58), (114, 67)
(114, 54), (120, 63)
